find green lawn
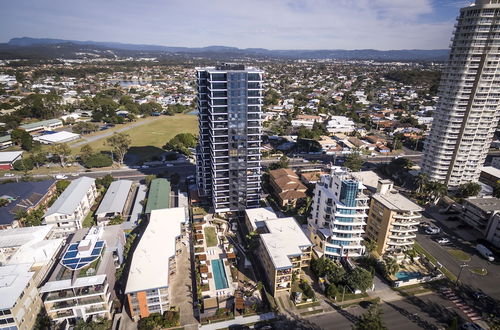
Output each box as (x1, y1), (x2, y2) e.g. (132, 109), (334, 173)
(74, 114), (197, 154)
(204, 227), (218, 247)
(446, 248), (471, 262)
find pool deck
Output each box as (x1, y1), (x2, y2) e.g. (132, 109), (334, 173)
(196, 223), (236, 299)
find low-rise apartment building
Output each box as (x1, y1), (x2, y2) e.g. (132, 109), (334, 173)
(125, 207), (188, 320)
(43, 177), (97, 235)
(308, 167), (369, 260)
(0, 263), (42, 330)
(95, 180), (133, 224)
(245, 208), (312, 296)
(462, 197), (500, 234)
(365, 180), (422, 255)
(39, 225), (125, 325)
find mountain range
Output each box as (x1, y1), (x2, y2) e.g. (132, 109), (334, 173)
(0, 37), (449, 61)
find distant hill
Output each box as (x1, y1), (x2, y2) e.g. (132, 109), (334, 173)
(1, 37), (449, 61)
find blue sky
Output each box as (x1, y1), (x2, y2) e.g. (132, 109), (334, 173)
(0, 0), (468, 50)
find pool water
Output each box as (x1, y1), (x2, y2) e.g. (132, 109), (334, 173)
(395, 271), (422, 281)
(212, 259), (229, 290)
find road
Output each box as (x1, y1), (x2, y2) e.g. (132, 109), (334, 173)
(416, 210), (500, 300)
(307, 293), (457, 330)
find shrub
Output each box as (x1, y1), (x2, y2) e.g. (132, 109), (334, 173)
(83, 153), (113, 168)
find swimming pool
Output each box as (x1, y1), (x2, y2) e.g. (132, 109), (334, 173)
(212, 259), (229, 290)
(395, 271), (422, 281)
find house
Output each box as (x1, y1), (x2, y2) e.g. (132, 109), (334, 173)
(268, 168), (307, 207)
(291, 115), (322, 128)
(0, 135), (12, 149)
(0, 151), (23, 170)
(326, 116), (355, 134)
(125, 207), (188, 320)
(20, 119), (63, 133)
(95, 180), (133, 224)
(0, 180), (57, 229)
(299, 170), (322, 186)
(39, 225), (125, 324)
(34, 131), (80, 144)
(43, 177), (97, 235)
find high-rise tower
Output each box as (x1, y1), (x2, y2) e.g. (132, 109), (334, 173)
(196, 64), (263, 213)
(422, 0), (500, 187)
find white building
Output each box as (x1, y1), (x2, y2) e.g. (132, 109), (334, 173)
(308, 167), (369, 259)
(94, 180), (133, 223)
(422, 0), (500, 188)
(326, 116), (355, 134)
(125, 207), (188, 320)
(34, 131), (80, 144)
(291, 115), (322, 128)
(43, 177), (97, 235)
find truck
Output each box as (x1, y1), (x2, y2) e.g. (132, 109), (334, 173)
(476, 244), (495, 262)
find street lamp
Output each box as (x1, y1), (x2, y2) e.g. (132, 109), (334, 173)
(455, 263), (468, 286)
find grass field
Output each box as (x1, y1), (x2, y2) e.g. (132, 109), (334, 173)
(72, 114), (198, 154)
(204, 227), (218, 247)
(446, 248), (471, 262)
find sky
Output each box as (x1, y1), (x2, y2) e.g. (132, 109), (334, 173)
(0, 0), (471, 50)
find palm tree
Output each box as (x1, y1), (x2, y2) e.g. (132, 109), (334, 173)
(384, 257), (399, 276)
(426, 181), (448, 204)
(415, 172), (428, 194)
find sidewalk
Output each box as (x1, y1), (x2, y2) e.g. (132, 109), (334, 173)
(198, 312), (275, 330)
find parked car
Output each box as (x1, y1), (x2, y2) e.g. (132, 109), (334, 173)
(472, 291), (486, 300)
(54, 174), (68, 180)
(425, 226), (441, 235)
(437, 237), (450, 244)
(460, 322), (486, 330)
(70, 173), (79, 177)
(3, 173), (14, 177)
(166, 164), (174, 167)
(476, 244), (495, 262)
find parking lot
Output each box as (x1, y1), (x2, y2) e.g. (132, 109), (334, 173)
(417, 208), (500, 300)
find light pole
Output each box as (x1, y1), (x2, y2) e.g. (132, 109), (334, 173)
(455, 263), (468, 286)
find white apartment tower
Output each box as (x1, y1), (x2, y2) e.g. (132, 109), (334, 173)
(308, 167), (369, 260)
(196, 64), (263, 213)
(422, 0), (500, 187)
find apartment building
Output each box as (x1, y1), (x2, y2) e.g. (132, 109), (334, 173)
(95, 180), (133, 224)
(365, 180), (422, 255)
(39, 225), (125, 325)
(268, 168), (307, 207)
(308, 167), (369, 260)
(422, 0), (500, 188)
(486, 213), (500, 248)
(43, 177), (97, 235)
(462, 196), (500, 233)
(125, 207), (188, 320)
(245, 208), (312, 296)
(0, 264), (42, 330)
(196, 63), (263, 213)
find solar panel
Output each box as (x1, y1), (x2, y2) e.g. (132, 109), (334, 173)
(60, 240), (105, 270)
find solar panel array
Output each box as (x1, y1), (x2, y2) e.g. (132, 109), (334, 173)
(61, 240), (105, 270)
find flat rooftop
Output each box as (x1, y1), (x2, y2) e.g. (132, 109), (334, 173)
(125, 207), (188, 294)
(245, 207), (278, 231)
(0, 263), (34, 310)
(466, 197), (500, 212)
(352, 170), (383, 193)
(481, 166), (500, 178)
(373, 190), (422, 212)
(260, 217), (312, 270)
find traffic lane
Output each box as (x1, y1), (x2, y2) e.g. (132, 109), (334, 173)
(416, 230), (500, 300)
(308, 296), (450, 330)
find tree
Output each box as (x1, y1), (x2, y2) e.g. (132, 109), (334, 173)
(13, 158), (34, 173)
(163, 133), (197, 155)
(56, 180), (70, 194)
(82, 153), (113, 168)
(457, 182), (481, 198)
(345, 267), (373, 292)
(493, 180), (500, 198)
(353, 303), (387, 330)
(80, 144), (94, 163)
(383, 257), (399, 276)
(268, 155), (289, 170)
(144, 174), (157, 187)
(363, 239), (378, 254)
(73, 121), (99, 134)
(11, 128), (33, 151)
(106, 133), (131, 164)
(96, 174), (115, 189)
(74, 318), (111, 330)
(50, 143), (72, 167)
(31, 150), (47, 169)
(344, 149), (364, 172)
(109, 215), (124, 225)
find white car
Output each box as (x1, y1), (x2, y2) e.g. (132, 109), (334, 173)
(437, 237), (450, 244)
(70, 173), (79, 177)
(3, 173), (15, 177)
(425, 226), (441, 235)
(55, 174), (68, 180)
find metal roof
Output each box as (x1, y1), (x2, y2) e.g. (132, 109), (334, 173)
(145, 178), (170, 214)
(44, 176), (95, 217)
(0, 180), (56, 225)
(95, 180), (133, 217)
(0, 151), (23, 163)
(19, 118), (62, 131)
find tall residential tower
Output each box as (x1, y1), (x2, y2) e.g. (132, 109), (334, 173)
(196, 64), (263, 213)
(422, 0), (500, 187)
